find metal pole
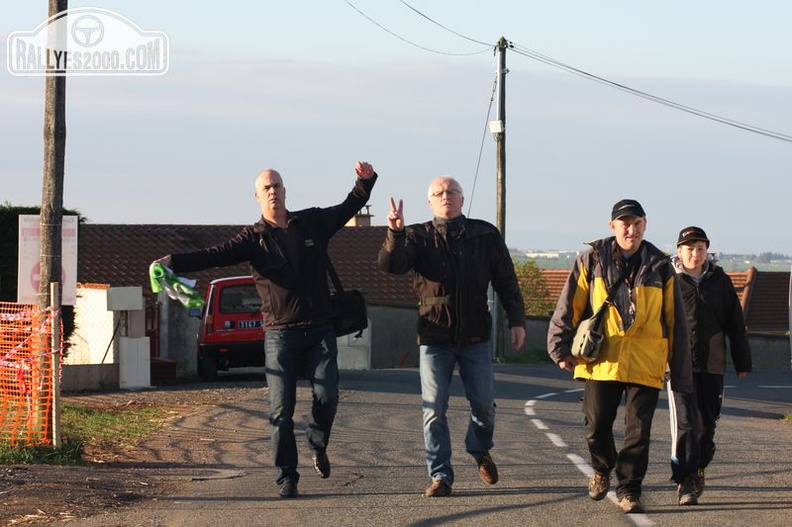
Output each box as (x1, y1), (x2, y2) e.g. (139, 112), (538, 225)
(50, 282), (62, 448)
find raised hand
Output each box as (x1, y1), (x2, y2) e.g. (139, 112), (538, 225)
(355, 161), (375, 179)
(387, 196), (404, 231)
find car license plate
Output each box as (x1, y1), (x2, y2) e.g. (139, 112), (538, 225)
(237, 320), (263, 329)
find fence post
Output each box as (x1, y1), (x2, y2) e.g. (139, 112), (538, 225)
(50, 282), (62, 448)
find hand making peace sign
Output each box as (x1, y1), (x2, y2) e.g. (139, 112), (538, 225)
(387, 196), (404, 231)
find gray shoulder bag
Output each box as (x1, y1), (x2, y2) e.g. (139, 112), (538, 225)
(571, 258), (633, 363)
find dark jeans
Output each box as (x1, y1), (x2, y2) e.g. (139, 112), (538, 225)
(583, 380), (660, 499)
(265, 325), (339, 485)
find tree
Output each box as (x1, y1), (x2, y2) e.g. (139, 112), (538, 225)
(513, 259), (555, 317)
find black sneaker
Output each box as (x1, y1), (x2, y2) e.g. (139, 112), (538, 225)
(313, 451), (330, 479)
(279, 480), (298, 498)
(588, 472), (610, 500)
(694, 469), (705, 497)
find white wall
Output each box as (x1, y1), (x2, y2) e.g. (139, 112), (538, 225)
(66, 287), (117, 365)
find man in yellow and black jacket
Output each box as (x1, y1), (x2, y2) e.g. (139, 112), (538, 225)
(547, 199), (692, 514)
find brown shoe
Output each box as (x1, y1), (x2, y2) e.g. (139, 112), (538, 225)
(475, 451), (499, 485)
(678, 477), (698, 506)
(588, 472), (610, 500)
(424, 478), (452, 498)
(618, 495), (644, 514)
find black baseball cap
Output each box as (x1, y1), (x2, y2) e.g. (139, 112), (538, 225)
(611, 199), (646, 220)
(677, 226), (710, 247)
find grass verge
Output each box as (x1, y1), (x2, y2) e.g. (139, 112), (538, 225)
(0, 401), (170, 465)
(503, 347), (553, 364)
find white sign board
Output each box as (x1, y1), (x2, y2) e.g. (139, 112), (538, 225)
(17, 215), (78, 305)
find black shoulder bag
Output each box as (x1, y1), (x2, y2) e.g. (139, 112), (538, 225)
(298, 218), (368, 338)
(571, 257), (634, 363)
(321, 251), (368, 338)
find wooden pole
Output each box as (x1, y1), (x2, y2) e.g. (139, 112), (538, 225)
(494, 37), (508, 360)
(50, 282), (62, 448)
(38, 0), (68, 444)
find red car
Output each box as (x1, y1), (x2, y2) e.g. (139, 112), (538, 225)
(195, 276), (264, 381)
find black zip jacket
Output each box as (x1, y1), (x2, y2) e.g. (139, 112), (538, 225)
(169, 175), (376, 330)
(673, 257), (752, 374)
(377, 216), (525, 347)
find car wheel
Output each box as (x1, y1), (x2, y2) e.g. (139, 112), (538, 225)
(199, 355), (219, 382)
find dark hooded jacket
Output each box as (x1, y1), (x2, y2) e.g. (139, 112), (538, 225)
(672, 256), (752, 375)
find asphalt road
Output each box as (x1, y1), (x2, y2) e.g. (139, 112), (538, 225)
(79, 365), (792, 527)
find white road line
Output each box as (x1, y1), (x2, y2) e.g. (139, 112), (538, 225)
(535, 392), (558, 399)
(546, 433), (566, 447)
(531, 419), (548, 430)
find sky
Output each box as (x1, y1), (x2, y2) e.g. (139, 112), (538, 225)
(2, 1), (792, 256)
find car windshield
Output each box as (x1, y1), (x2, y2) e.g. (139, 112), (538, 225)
(219, 284), (262, 314)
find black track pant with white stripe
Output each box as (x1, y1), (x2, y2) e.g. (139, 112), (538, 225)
(668, 373), (725, 483)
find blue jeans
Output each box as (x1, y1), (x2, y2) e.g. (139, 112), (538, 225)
(419, 342), (496, 486)
(265, 325), (339, 485)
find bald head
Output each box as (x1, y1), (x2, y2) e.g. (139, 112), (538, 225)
(254, 169), (287, 224)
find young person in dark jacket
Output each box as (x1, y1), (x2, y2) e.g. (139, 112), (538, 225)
(668, 226), (752, 506)
(377, 176), (526, 498)
(153, 162), (378, 499)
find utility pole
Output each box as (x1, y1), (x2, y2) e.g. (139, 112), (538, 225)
(39, 0), (68, 311)
(490, 37), (509, 360)
(494, 36), (508, 235)
(39, 0), (68, 446)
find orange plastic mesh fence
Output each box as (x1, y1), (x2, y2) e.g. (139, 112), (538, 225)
(0, 302), (59, 447)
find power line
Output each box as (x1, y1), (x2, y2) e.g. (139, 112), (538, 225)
(509, 42), (792, 144)
(348, 1), (792, 144)
(467, 74), (499, 217)
(342, 0), (491, 56)
(397, 0), (493, 47)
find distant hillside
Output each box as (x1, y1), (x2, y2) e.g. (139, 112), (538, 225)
(509, 248), (792, 272)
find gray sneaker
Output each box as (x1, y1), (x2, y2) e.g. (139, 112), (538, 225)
(278, 480), (298, 498)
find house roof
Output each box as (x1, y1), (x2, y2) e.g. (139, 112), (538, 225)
(742, 268), (790, 333)
(77, 224), (416, 307)
(538, 267), (789, 333)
